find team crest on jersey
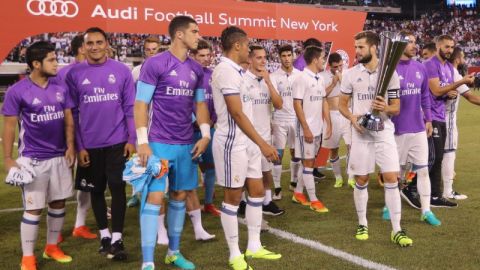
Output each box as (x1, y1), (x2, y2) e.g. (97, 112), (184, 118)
(26, 196), (33, 205)
(416, 71), (422, 79)
(234, 175), (240, 183)
(108, 74), (116, 84)
(56, 92), (64, 102)
(190, 71), (197, 81)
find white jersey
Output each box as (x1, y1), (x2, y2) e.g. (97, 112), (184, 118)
(132, 63), (143, 82)
(341, 64), (400, 142)
(445, 68), (469, 116)
(270, 67), (301, 122)
(292, 67), (326, 137)
(245, 71), (272, 141)
(212, 57), (253, 151)
(319, 70), (343, 98)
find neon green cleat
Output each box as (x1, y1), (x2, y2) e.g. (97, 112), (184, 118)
(333, 178), (343, 188)
(245, 247), (281, 260)
(355, 225), (369, 241)
(391, 230), (413, 247)
(348, 179), (355, 189)
(229, 255), (253, 270)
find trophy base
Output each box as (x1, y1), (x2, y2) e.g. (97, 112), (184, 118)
(357, 113), (384, 131)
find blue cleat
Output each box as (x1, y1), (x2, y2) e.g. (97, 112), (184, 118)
(421, 211), (441, 226)
(165, 252), (195, 270)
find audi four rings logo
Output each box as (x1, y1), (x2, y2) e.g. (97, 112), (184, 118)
(27, 0), (79, 18)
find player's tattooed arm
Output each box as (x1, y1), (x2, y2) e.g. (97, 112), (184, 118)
(2, 116), (19, 171)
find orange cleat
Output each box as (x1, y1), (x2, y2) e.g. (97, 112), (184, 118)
(203, 204), (221, 217)
(72, 226), (97, 239)
(292, 192), (310, 206)
(21, 255), (37, 270)
(43, 245), (72, 263)
(310, 200), (329, 213)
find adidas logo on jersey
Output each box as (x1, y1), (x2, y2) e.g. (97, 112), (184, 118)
(169, 70), (178, 77)
(32, 98), (42, 105)
(399, 75), (404, 80)
(82, 78), (91, 85)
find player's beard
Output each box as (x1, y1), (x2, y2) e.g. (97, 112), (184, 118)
(358, 52), (372, 64)
(40, 69), (56, 78)
(439, 49), (451, 61)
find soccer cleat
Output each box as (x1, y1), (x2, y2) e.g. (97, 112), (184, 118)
(273, 188), (282, 201)
(165, 252), (195, 270)
(245, 247), (282, 260)
(310, 200), (328, 213)
(430, 197), (457, 208)
(107, 239), (127, 260)
(289, 182), (297, 191)
(400, 187), (421, 209)
(229, 255), (252, 270)
(262, 201), (285, 216)
(21, 255), (37, 270)
(313, 169), (326, 181)
(142, 264), (155, 270)
(347, 179), (355, 189)
(72, 226), (97, 239)
(382, 206), (390, 221)
(292, 192), (309, 206)
(43, 245), (72, 263)
(391, 230), (413, 247)
(203, 203), (221, 217)
(127, 195), (140, 208)
(57, 234), (64, 244)
(237, 200), (247, 216)
(446, 191), (468, 200)
(98, 237), (112, 256)
(421, 211), (441, 226)
(333, 178), (343, 188)
(355, 225), (369, 241)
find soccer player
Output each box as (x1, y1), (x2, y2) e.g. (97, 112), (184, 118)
(245, 44), (285, 216)
(2, 41), (74, 270)
(66, 27), (136, 260)
(52, 35), (97, 240)
(319, 52), (355, 188)
(421, 42), (436, 61)
(293, 38), (322, 71)
(212, 26), (281, 270)
(190, 39), (220, 217)
(390, 31), (441, 226)
(422, 35), (475, 207)
(339, 31), (412, 247)
(443, 47), (480, 199)
(291, 45), (332, 213)
(135, 16), (210, 270)
(270, 44), (302, 199)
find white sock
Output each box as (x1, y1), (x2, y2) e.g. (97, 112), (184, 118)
(263, 190), (272, 205)
(272, 165), (282, 189)
(294, 164), (304, 193)
(75, 191), (90, 228)
(142, 262), (155, 269)
(291, 160), (301, 183)
(157, 214), (168, 245)
(330, 157), (342, 180)
(302, 168), (318, 202)
(442, 151), (455, 197)
(188, 209), (214, 240)
(21, 212), (40, 256)
(416, 167), (432, 214)
(111, 232), (122, 243)
(354, 182), (368, 226)
(220, 202), (241, 260)
(100, 228), (111, 239)
(246, 197), (264, 253)
(384, 182), (402, 233)
(47, 208), (65, 245)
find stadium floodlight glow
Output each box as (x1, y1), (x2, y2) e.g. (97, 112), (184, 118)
(26, 0), (79, 18)
(357, 31), (409, 132)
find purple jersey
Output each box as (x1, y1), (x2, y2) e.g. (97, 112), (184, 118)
(392, 59), (432, 135)
(424, 56), (454, 122)
(66, 58), (135, 150)
(138, 51), (204, 144)
(53, 62), (77, 87)
(1, 77), (71, 160)
(293, 53), (306, 71)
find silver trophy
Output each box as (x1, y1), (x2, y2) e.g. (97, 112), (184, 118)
(357, 31), (409, 131)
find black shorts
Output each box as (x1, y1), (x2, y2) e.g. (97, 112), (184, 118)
(75, 142), (126, 193)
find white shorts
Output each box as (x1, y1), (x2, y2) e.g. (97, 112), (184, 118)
(272, 120), (296, 150)
(322, 110), (351, 149)
(213, 139), (263, 188)
(21, 156), (73, 210)
(348, 139), (400, 175)
(395, 132), (429, 166)
(295, 135), (322, 160)
(445, 117), (458, 151)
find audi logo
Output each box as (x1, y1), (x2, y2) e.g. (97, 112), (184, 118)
(26, 0), (79, 18)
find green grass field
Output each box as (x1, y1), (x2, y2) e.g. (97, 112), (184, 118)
(1, 98), (480, 270)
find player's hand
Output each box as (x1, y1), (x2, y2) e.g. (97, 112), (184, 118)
(259, 142), (279, 162)
(303, 128), (314, 144)
(462, 72), (475, 85)
(137, 143), (152, 167)
(78, 150), (90, 167)
(446, 90), (458, 99)
(65, 147), (76, 167)
(372, 96), (387, 112)
(259, 69), (271, 83)
(191, 137), (210, 160)
(333, 71), (342, 84)
(4, 158), (19, 172)
(124, 143), (136, 159)
(350, 115), (364, 134)
(425, 121), (433, 138)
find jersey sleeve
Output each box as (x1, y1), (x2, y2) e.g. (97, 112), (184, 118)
(217, 68), (241, 96)
(424, 60), (439, 80)
(138, 57), (160, 86)
(292, 75), (305, 100)
(387, 72), (401, 99)
(1, 86), (21, 116)
(340, 70), (353, 95)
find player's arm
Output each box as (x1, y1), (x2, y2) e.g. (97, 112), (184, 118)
(428, 74), (475, 97)
(263, 71), (283, 110)
(293, 99), (313, 143)
(322, 99), (332, 140)
(421, 70), (433, 136)
(462, 91), (480, 106)
(2, 116), (19, 171)
(325, 73), (341, 97)
(135, 81), (155, 166)
(63, 109), (75, 167)
(192, 89), (211, 159)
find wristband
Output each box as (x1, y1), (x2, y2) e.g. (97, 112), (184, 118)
(136, 127), (149, 145)
(199, 123), (211, 139)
